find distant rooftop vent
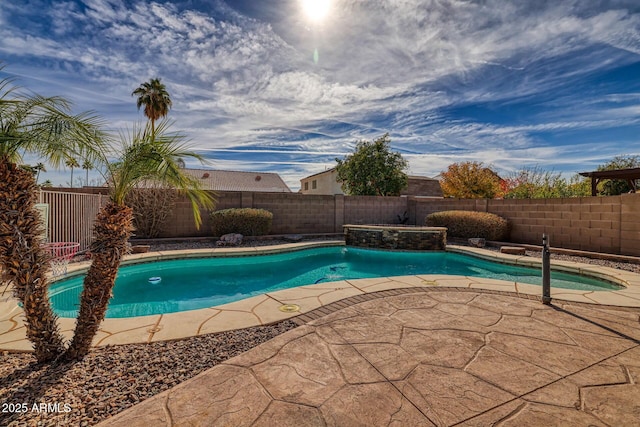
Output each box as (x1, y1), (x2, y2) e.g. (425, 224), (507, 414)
(202, 172), (210, 179)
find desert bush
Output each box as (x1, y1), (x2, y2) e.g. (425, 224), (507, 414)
(125, 186), (177, 238)
(210, 208), (273, 236)
(425, 210), (509, 241)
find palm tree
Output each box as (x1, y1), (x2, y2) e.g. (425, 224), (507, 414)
(65, 120), (215, 360)
(132, 78), (172, 135)
(35, 162), (46, 184)
(0, 63), (106, 363)
(65, 157), (79, 188)
(82, 160), (93, 186)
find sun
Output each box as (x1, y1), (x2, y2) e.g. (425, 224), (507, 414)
(300, 0), (332, 23)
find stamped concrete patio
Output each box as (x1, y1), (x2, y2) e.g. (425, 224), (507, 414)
(98, 289), (640, 426)
(2, 242), (640, 425)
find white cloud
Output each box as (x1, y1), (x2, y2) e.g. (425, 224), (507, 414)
(1, 0), (639, 187)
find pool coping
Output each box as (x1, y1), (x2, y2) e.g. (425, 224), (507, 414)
(2, 241), (640, 351)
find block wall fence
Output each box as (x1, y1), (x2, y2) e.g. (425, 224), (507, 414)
(160, 191), (640, 256)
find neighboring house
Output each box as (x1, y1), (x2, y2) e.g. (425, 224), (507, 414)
(299, 168), (343, 195)
(144, 168), (291, 192)
(299, 168), (443, 197)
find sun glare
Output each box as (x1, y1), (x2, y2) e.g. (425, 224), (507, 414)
(300, 0), (332, 23)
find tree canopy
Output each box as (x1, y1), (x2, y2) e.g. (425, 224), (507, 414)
(335, 133), (408, 196)
(132, 78), (172, 134)
(503, 166), (590, 199)
(439, 161), (502, 199)
(596, 155), (640, 195)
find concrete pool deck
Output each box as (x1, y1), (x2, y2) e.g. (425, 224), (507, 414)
(98, 289), (640, 426)
(1, 241), (640, 352)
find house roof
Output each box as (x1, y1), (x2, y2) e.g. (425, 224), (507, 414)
(405, 176), (443, 197)
(301, 167), (337, 180)
(160, 169), (291, 192)
(407, 175), (439, 181)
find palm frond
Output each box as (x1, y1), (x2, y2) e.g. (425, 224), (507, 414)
(108, 120), (215, 227)
(0, 73), (110, 168)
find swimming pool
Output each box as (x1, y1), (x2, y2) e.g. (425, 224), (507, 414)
(49, 246), (621, 318)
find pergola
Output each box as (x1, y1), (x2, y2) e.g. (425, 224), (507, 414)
(579, 167), (640, 196)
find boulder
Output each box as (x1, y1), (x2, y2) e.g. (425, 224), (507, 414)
(217, 233), (243, 246)
(468, 238), (486, 248)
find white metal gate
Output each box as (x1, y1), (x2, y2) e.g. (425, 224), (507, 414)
(38, 190), (105, 252)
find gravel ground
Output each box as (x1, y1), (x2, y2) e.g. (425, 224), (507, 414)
(2, 237), (639, 426)
(0, 321), (297, 427)
(524, 250), (640, 274)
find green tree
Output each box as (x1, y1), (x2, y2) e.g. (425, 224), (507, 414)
(65, 120), (215, 360)
(335, 133), (408, 196)
(0, 63), (106, 363)
(440, 161), (502, 199)
(596, 155), (640, 196)
(132, 78), (172, 135)
(503, 166), (590, 199)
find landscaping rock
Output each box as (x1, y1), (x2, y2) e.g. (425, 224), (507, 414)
(500, 246), (526, 255)
(468, 238), (486, 248)
(217, 233), (243, 246)
(0, 322), (296, 427)
(283, 234), (304, 243)
(130, 245), (150, 254)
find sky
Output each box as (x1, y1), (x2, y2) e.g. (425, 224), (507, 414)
(1, 0), (639, 191)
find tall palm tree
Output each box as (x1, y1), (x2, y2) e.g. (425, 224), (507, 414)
(0, 64), (106, 363)
(35, 162), (46, 184)
(132, 78), (172, 135)
(65, 120), (215, 360)
(65, 157), (79, 188)
(82, 160), (93, 186)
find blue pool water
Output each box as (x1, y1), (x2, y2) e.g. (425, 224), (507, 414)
(49, 246), (621, 318)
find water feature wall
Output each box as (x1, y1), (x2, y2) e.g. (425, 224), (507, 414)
(344, 225), (447, 250)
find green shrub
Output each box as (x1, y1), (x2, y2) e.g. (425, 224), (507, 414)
(425, 210), (509, 241)
(210, 208), (273, 236)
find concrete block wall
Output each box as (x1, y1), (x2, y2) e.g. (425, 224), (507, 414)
(252, 192), (335, 234)
(164, 191), (241, 238)
(487, 197), (622, 253)
(621, 194), (640, 256)
(412, 194), (638, 256)
(155, 190), (639, 256)
(343, 196), (407, 225)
